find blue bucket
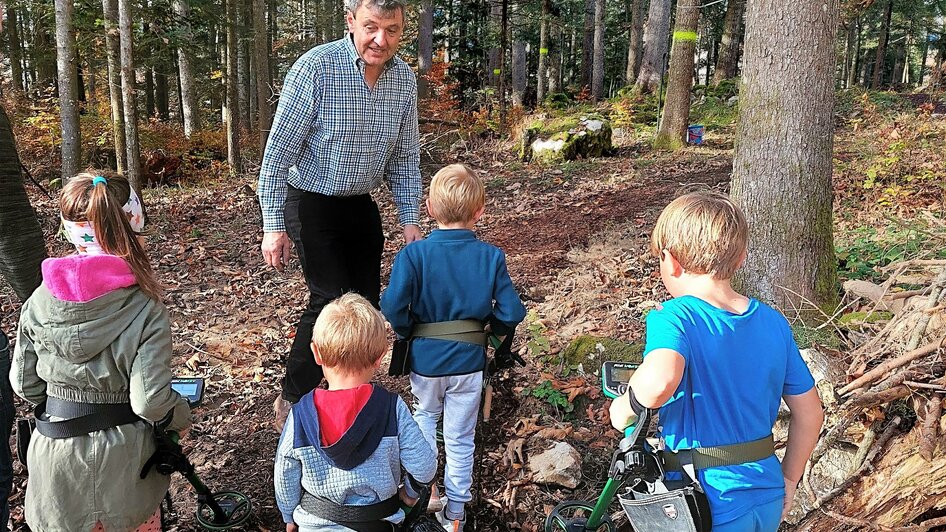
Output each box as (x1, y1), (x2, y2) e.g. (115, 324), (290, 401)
(687, 124), (705, 145)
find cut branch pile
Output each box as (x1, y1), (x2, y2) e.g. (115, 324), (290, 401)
(795, 262), (946, 531)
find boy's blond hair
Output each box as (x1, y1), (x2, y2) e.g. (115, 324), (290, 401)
(311, 293), (388, 373)
(428, 164), (485, 224)
(650, 191), (748, 280)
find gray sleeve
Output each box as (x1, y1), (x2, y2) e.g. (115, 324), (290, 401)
(396, 397), (436, 484)
(11, 306), (46, 405)
(274, 408), (303, 524)
(129, 302), (191, 431)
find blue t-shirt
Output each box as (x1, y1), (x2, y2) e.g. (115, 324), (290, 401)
(643, 295), (815, 526)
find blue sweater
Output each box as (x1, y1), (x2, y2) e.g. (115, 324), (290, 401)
(381, 229), (527, 376)
(274, 385), (436, 530)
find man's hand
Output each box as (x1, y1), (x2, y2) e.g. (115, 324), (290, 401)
(403, 224), (422, 244)
(262, 231), (292, 271)
(608, 393), (639, 432)
(398, 485), (419, 507)
(781, 476), (797, 521)
(285, 523), (298, 532)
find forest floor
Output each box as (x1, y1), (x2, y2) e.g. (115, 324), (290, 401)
(1, 89), (944, 531)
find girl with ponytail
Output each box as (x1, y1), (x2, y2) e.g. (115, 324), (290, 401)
(12, 172), (191, 531)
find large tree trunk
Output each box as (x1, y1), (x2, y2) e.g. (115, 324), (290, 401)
(654, 0), (698, 150)
(548, 14), (562, 94)
(849, 18), (862, 88)
(711, 0), (745, 85)
(870, 0), (893, 90)
(225, 0), (242, 174)
(590, 0), (605, 100)
(537, 0), (550, 103)
(582, 0), (594, 89)
(511, 4), (527, 107)
(487, 0), (502, 90)
(7, 8), (24, 92)
(102, 0), (127, 173)
(34, 25), (57, 91)
(0, 105), (45, 302)
(174, 0), (199, 137)
(635, 0), (671, 94)
(730, 0), (838, 309)
(237, 0), (250, 130)
(155, 68), (169, 120)
(54, 0), (81, 180)
(624, 0), (644, 85)
(417, 0), (433, 99)
(118, 0), (143, 190)
(253, 0), (271, 151)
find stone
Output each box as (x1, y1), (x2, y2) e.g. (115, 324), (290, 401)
(521, 114), (613, 163)
(561, 335), (643, 368)
(726, 95), (739, 106)
(528, 441), (582, 488)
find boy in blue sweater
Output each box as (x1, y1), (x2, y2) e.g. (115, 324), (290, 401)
(274, 293), (436, 531)
(609, 191), (824, 531)
(381, 164), (527, 531)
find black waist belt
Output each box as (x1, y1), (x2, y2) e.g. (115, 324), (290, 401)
(412, 319), (486, 346)
(662, 434), (775, 471)
(34, 397), (142, 439)
(300, 492), (397, 532)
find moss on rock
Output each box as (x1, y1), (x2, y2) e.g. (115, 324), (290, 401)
(561, 335), (644, 367)
(526, 114), (613, 164)
(838, 310), (894, 327)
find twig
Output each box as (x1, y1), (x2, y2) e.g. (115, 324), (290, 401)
(419, 117), (461, 126)
(888, 287), (932, 300)
(919, 395), (942, 461)
(852, 385), (911, 408)
(904, 381), (946, 392)
(880, 259), (946, 272)
(811, 411), (857, 467)
(906, 267), (946, 350)
(888, 515), (946, 531)
(838, 337), (945, 396)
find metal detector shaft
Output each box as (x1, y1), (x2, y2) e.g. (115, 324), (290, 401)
(185, 471), (230, 523)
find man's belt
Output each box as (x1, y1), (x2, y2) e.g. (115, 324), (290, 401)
(35, 397), (142, 439)
(662, 434), (775, 471)
(412, 319), (487, 346)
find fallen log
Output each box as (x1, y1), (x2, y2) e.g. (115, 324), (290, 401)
(839, 338), (945, 396)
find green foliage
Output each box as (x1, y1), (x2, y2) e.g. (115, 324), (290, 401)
(836, 89), (912, 119)
(791, 324), (841, 350)
(837, 311), (893, 327)
(524, 310), (552, 359)
(836, 220), (946, 281)
(521, 380), (574, 413)
(690, 97), (738, 128)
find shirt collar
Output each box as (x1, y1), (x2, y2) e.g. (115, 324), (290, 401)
(427, 228), (477, 241)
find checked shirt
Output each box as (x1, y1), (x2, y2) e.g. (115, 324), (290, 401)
(258, 35), (422, 232)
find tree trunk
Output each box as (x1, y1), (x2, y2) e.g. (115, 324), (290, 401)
(237, 0), (250, 130)
(155, 68), (169, 120)
(143, 20), (155, 118)
(591, 0), (605, 100)
(849, 18), (861, 88)
(654, 0), (698, 150)
(118, 0), (143, 190)
(0, 104), (46, 302)
(7, 8), (24, 92)
(35, 26), (57, 91)
(226, 0), (242, 174)
(870, 0), (893, 90)
(548, 15), (562, 94)
(624, 0), (644, 85)
(537, 0), (550, 103)
(54, 0), (81, 180)
(730, 0), (838, 310)
(498, 0), (508, 130)
(582, 0), (594, 89)
(635, 0), (672, 94)
(102, 0), (127, 173)
(173, 0), (199, 136)
(487, 0), (502, 90)
(511, 10), (527, 108)
(417, 0), (433, 99)
(711, 0), (745, 85)
(254, 0), (271, 151)
(842, 17), (856, 88)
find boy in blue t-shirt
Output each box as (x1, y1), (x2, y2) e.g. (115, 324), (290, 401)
(381, 163), (527, 531)
(609, 191), (824, 531)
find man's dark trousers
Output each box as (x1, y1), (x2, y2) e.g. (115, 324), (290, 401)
(0, 330), (14, 531)
(281, 186), (385, 403)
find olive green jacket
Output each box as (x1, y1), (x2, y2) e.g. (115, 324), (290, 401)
(12, 265), (190, 532)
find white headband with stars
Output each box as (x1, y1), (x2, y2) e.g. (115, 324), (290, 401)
(62, 182), (145, 255)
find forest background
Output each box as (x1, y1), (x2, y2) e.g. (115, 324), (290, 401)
(0, 0), (946, 529)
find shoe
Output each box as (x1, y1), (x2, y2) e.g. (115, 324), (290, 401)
(436, 507), (465, 532)
(273, 396), (292, 432)
(426, 486), (444, 513)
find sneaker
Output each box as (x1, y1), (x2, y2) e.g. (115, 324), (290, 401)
(436, 507), (465, 532)
(273, 395), (292, 432)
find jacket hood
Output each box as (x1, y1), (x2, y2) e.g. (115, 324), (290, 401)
(292, 386), (399, 470)
(31, 256), (150, 364)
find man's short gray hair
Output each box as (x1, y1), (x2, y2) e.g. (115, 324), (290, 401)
(344, 0), (405, 15)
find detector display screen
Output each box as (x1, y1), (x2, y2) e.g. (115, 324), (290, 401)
(601, 361), (639, 399)
(171, 377), (205, 407)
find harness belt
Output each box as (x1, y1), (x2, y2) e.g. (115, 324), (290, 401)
(300, 492), (398, 532)
(412, 319), (487, 346)
(662, 434), (775, 471)
(34, 397), (142, 439)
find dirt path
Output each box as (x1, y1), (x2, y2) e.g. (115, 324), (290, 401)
(0, 147), (732, 531)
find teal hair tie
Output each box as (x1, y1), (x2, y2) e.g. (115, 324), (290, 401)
(92, 175), (107, 186)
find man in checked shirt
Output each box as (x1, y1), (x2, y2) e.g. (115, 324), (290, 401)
(257, 0), (422, 430)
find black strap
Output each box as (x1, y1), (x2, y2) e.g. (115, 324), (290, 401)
(34, 398), (142, 439)
(300, 492), (398, 532)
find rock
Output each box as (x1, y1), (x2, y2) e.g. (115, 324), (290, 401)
(528, 441), (582, 488)
(521, 114), (613, 164)
(842, 279), (903, 313)
(561, 335), (643, 367)
(48, 178), (62, 191)
(726, 95), (739, 106)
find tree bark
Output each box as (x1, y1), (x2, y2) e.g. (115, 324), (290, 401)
(102, 0), (127, 173)
(654, 0), (698, 150)
(624, 0), (644, 85)
(155, 68), (169, 120)
(511, 6), (527, 107)
(254, 0), (271, 151)
(487, 0), (502, 90)
(54, 0), (81, 180)
(870, 0), (893, 90)
(635, 0), (672, 94)
(173, 0), (199, 136)
(849, 18), (861, 88)
(35, 24), (57, 91)
(225, 0), (242, 174)
(7, 8), (24, 92)
(537, 0), (550, 103)
(118, 0), (143, 190)
(0, 104), (46, 302)
(237, 0), (250, 129)
(417, 0), (433, 99)
(711, 0), (745, 85)
(591, 0), (605, 100)
(581, 0), (594, 89)
(548, 13), (562, 94)
(730, 0), (838, 310)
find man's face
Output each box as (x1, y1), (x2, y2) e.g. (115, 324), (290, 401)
(347, 2), (404, 69)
